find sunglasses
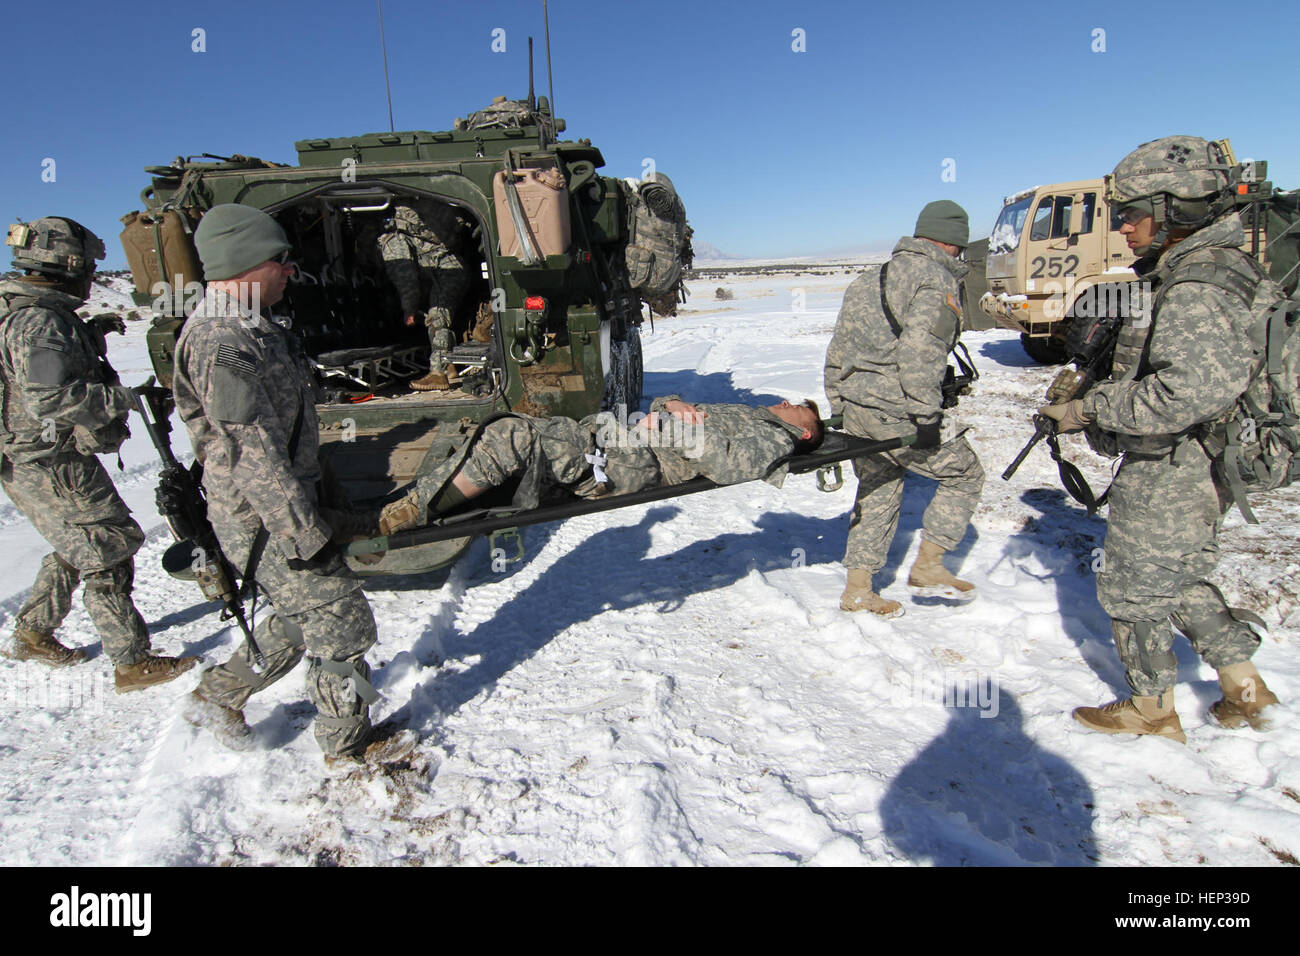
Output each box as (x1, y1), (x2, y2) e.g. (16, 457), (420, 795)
(273, 250), (295, 265)
(1117, 206), (1151, 225)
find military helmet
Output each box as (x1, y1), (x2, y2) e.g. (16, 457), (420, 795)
(1105, 136), (1236, 232)
(6, 217), (106, 281)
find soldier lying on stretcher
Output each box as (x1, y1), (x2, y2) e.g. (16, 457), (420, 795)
(378, 396), (825, 535)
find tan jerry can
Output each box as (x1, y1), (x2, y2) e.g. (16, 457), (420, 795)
(493, 167), (572, 259)
(119, 209), (203, 308)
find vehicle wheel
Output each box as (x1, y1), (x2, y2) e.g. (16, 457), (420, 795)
(625, 323), (643, 410)
(1020, 332), (1067, 365)
(602, 325), (644, 413)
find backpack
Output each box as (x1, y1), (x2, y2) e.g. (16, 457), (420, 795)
(623, 174), (693, 315)
(1162, 249), (1300, 523)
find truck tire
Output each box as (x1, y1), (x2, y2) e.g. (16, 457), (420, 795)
(602, 325), (644, 413)
(1020, 332), (1067, 365)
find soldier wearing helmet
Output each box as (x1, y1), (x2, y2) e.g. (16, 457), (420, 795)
(1039, 137), (1282, 741)
(0, 217), (196, 689)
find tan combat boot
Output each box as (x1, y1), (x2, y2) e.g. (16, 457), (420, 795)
(323, 724), (419, 774)
(2, 626), (88, 667)
(1210, 661), (1279, 730)
(1073, 691), (1187, 744)
(113, 654), (198, 693)
(183, 689), (254, 751)
(839, 569), (904, 619)
(907, 539), (976, 602)
(410, 370), (451, 391)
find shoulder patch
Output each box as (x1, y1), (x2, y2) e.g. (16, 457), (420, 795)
(215, 343), (258, 377)
(945, 293), (962, 315)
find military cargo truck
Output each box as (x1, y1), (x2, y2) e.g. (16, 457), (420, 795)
(980, 141), (1294, 364)
(120, 95), (693, 574)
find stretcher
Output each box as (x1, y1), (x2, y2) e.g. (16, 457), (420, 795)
(345, 428), (913, 558)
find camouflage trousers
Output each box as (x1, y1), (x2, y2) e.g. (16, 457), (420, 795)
(455, 416), (663, 501)
(1, 452), (150, 665)
(422, 264), (466, 373)
(1098, 443), (1258, 697)
(197, 522), (378, 756)
(841, 412), (985, 574)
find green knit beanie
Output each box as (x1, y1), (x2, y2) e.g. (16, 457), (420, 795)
(914, 200), (970, 248)
(194, 204), (291, 281)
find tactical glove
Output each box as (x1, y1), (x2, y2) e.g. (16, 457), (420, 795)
(89, 313), (127, 337)
(320, 507), (385, 566)
(286, 539), (346, 574)
(1038, 399), (1093, 434)
(910, 416), (942, 450)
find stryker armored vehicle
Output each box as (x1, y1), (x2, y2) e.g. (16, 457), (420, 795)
(120, 94), (693, 575)
(979, 141), (1297, 364)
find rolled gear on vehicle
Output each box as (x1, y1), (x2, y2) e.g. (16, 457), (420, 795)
(458, 96), (556, 140)
(623, 173), (694, 315)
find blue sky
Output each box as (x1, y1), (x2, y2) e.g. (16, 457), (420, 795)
(4, 0), (1296, 267)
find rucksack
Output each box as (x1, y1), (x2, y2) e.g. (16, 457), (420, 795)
(623, 174), (693, 315)
(1161, 249), (1300, 523)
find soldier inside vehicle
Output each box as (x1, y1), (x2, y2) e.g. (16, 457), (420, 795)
(273, 190), (495, 400)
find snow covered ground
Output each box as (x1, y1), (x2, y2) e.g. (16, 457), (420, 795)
(1, 272), (1297, 866)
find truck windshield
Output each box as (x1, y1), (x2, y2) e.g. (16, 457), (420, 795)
(990, 196), (1032, 254)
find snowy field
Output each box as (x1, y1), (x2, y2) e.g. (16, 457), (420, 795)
(1, 272), (1297, 866)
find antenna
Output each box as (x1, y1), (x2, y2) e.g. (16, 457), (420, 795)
(528, 37), (536, 111)
(544, 0), (555, 121)
(377, 0), (395, 133)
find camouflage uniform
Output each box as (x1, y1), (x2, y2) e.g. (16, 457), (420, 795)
(0, 278), (151, 664)
(378, 201), (470, 376)
(405, 396), (808, 518)
(1082, 212), (1263, 696)
(174, 288), (377, 756)
(824, 238), (985, 575)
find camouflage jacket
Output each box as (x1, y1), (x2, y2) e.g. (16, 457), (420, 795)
(1082, 214), (1260, 454)
(0, 278), (133, 464)
(173, 288), (330, 560)
(641, 396), (806, 487)
(824, 237), (969, 431)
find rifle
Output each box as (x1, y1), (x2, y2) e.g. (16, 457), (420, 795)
(131, 381), (265, 664)
(1001, 311), (1124, 511)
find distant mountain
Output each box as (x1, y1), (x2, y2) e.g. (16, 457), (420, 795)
(691, 240), (738, 261)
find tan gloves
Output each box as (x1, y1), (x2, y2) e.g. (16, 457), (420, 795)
(378, 492), (422, 536)
(1038, 399), (1093, 434)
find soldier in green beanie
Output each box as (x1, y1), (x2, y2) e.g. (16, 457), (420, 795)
(824, 200), (985, 618)
(175, 205), (407, 767)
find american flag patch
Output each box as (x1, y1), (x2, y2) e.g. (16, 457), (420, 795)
(215, 344), (257, 376)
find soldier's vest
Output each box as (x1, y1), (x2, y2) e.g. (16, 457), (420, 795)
(1155, 248), (1299, 523)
